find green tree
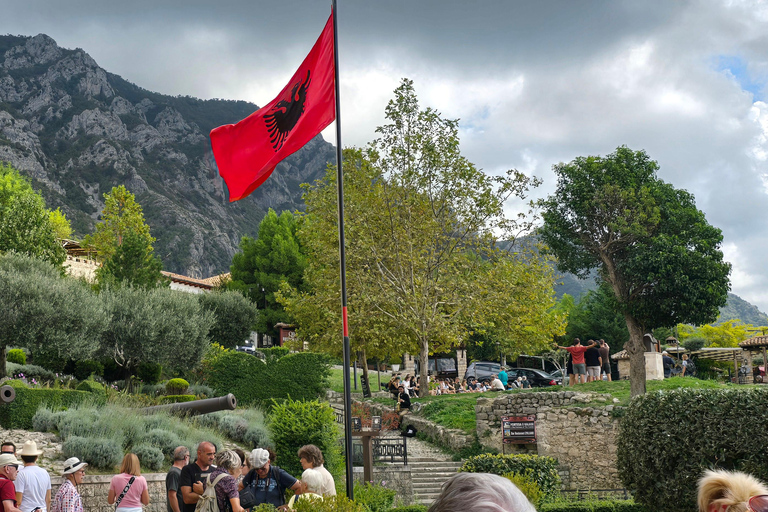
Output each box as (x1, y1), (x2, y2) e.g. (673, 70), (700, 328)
(677, 319), (752, 348)
(0, 163), (66, 266)
(48, 208), (73, 240)
(540, 146), (731, 396)
(228, 209), (306, 339)
(0, 252), (106, 377)
(564, 283), (629, 345)
(282, 81), (561, 392)
(84, 185), (154, 261)
(96, 230), (166, 289)
(198, 290), (259, 349)
(99, 286), (213, 383)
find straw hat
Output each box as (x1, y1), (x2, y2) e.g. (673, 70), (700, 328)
(0, 454), (21, 467)
(18, 441), (43, 457)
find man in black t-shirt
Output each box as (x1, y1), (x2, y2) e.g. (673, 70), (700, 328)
(584, 341), (602, 382)
(396, 385), (411, 416)
(179, 441), (216, 512)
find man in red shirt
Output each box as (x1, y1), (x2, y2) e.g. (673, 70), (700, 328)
(0, 453), (23, 512)
(555, 338), (597, 384)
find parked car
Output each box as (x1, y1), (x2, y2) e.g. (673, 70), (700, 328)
(416, 356), (458, 379)
(235, 345), (256, 355)
(464, 361), (502, 384)
(509, 368), (559, 388)
(549, 368), (565, 385)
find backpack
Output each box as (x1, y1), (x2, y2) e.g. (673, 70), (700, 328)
(195, 473), (228, 512)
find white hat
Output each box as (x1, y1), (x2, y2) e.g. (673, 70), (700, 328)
(0, 453), (21, 467)
(249, 448), (269, 469)
(62, 457), (88, 475)
(18, 441), (43, 457)
(662, 351), (669, 355)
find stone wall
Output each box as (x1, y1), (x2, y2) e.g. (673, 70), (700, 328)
(476, 391), (623, 490)
(49, 473), (167, 512)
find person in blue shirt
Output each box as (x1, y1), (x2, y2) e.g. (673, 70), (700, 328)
(498, 368), (509, 389)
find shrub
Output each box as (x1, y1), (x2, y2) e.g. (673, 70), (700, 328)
(0, 387), (99, 429)
(504, 471), (544, 509)
(32, 407), (58, 432)
(193, 410), (271, 449)
(460, 453), (560, 504)
(158, 395), (196, 404)
(539, 501), (648, 512)
(140, 429), (183, 457)
(618, 387), (768, 512)
(141, 383), (166, 396)
(166, 378), (190, 395)
(293, 495), (364, 512)
(202, 350), (332, 406)
(188, 383), (214, 398)
(255, 347), (290, 363)
(63, 435), (122, 469)
(137, 361), (162, 384)
(353, 482), (396, 512)
(133, 444), (164, 471)
(76, 379), (105, 395)
(73, 360), (104, 381)
(390, 507), (428, 512)
(10, 364), (57, 383)
(7, 349), (26, 365)
(269, 398), (341, 480)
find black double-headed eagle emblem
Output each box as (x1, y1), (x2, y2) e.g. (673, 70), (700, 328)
(264, 70), (312, 151)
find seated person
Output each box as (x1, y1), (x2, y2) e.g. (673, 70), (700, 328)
(490, 374), (505, 391)
(396, 385), (411, 416)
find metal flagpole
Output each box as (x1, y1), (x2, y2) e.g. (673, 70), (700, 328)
(331, 0), (355, 499)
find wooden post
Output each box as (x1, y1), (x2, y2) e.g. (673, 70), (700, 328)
(351, 430), (380, 483)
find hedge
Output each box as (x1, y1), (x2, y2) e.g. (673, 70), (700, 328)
(540, 501), (648, 512)
(459, 453), (561, 503)
(0, 386), (101, 429)
(158, 394), (196, 404)
(202, 350), (332, 406)
(390, 507), (428, 512)
(7, 349), (26, 365)
(618, 387), (768, 512)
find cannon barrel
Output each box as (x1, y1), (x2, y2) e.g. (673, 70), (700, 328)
(0, 385), (15, 404)
(141, 393), (236, 415)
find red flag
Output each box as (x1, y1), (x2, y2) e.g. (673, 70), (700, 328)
(210, 14), (335, 202)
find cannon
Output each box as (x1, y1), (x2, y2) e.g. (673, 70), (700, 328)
(0, 385), (15, 404)
(141, 393), (236, 416)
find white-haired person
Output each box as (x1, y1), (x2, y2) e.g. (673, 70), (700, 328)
(286, 468), (324, 510)
(698, 469), (768, 512)
(428, 473), (535, 512)
(203, 451), (243, 512)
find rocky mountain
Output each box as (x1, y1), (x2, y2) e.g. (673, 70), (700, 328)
(0, 33), (335, 277)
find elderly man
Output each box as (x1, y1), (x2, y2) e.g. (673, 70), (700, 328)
(428, 473), (535, 512)
(166, 446), (189, 512)
(240, 448), (301, 510)
(490, 374), (505, 391)
(0, 453), (23, 512)
(180, 442), (215, 512)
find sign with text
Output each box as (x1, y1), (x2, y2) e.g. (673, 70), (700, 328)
(502, 415), (536, 444)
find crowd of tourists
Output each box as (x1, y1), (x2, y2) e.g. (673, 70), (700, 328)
(0, 440), (335, 512)
(555, 338), (612, 385)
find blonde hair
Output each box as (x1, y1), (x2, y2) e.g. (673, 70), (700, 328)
(120, 453), (141, 476)
(698, 469), (768, 512)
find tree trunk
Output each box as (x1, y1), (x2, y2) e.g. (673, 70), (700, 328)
(358, 348), (371, 397)
(624, 313), (647, 397)
(0, 346), (6, 379)
(419, 339), (429, 396)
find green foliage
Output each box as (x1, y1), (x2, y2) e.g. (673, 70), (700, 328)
(503, 471), (544, 509)
(48, 207), (73, 240)
(256, 347), (290, 362)
(202, 349), (332, 406)
(76, 379), (105, 394)
(166, 378), (190, 395)
(292, 495), (364, 512)
(96, 229), (167, 289)
(617, 387), (768, 511)
(227, 209), (306, 339)
(198, 291), (259, 349)
(460, 453), (561, 503)
(137, 361), (163, 384)
(539, 501), (648, 512)
(0, 253), (106, 378)
(352, 483), (396, 512)
(561, 283), (629, 344)
(0, 163), (66, 266)
(159, 395), (196, 404)
(389, 507), (427, 512)
(0, 387), (97, 429)
(139, 429), (183, 457)
(73, 360), (104, 380)
(268, 398), (341, 480)
(63, 435), (123, 470)
(193, 410), (271, 449)
(678, 320), (752, 348)
(133, 444), (164, 471)
(6, 349), (26, 365)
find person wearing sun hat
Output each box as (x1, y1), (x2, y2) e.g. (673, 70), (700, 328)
(239, 448), (300, 509)
(0, 452), (23, 512)
(50, 458), (86, 512)
(14, 441), (50, 512)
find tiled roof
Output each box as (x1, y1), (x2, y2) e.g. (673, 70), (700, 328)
(739, 336), (768, 348)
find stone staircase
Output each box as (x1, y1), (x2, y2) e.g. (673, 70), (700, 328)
(407, 458), (464, 505)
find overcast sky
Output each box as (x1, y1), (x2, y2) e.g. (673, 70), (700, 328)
(2, 0), (767, 315)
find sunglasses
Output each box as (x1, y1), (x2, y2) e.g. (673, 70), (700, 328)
(749, 495), (768, 512)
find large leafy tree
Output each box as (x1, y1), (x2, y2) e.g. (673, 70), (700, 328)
(228, 208), (306, 339)
(0, 253), (105, 377)
(96, 230), (166, 289)
(282, 80), (562, 392)
(563, 283), (629, 345)
(98, 286), (213, 383)
(0, 163), (66, 266)
(540, 146), (731, 396)
(198, 291), (259, 349)
(84, 185), (154, 261)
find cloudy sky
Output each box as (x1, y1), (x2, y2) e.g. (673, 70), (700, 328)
(2, 0), (767, 315)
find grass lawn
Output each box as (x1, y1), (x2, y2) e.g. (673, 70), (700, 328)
(328, 367), (390, 394)
(349, 376), (755, 435)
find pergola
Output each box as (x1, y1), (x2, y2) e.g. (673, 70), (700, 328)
(738, 335), (768, 383)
